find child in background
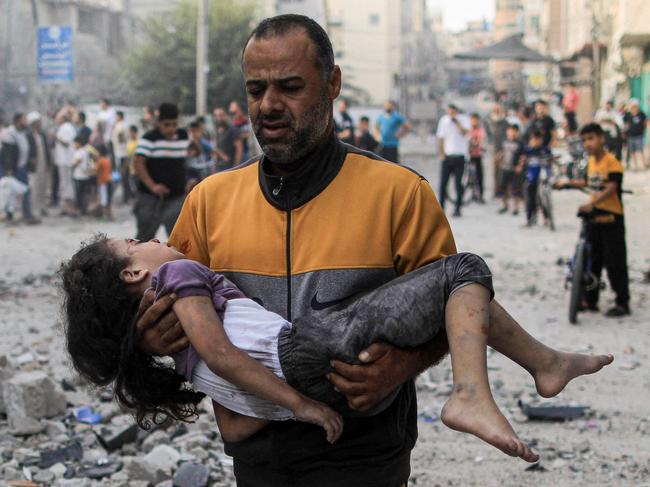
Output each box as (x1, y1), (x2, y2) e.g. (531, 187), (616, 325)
(556, 123), (630, 317)
(498, 125), (525, 215)
(71, 136), (96, 216)
(469, 113), (486, 203)
(95, 145), (113, 221)
(356, 116), (379, 153)
(518, 131), (552, 227)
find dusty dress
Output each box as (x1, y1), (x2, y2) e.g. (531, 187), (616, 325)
(152, 252), (494, 420)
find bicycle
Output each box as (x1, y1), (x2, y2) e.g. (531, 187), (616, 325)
(561, 186), (632, 324)
(565, 210), (600, 324)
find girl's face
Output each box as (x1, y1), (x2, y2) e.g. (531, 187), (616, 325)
(109, 238), (184, 275)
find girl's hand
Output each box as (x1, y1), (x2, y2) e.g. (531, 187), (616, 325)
(293, 398), (343, 444)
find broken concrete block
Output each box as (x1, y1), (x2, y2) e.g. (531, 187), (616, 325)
(122, 456), (171, 485)
(173, 462), (209, 487)
(3, 372), (67, 434)
(143, 445), (180, 471)
(0, 355), (13, 415)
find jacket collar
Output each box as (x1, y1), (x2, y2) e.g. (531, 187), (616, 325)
(258, 130), (347, 211)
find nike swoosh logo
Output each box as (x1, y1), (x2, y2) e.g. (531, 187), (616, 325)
(310, 292), (353, 311)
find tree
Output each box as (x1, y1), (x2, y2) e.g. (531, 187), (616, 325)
(123, 0), (257, 114)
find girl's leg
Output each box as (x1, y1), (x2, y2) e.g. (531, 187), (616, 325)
(441, 284), (538, 462)
(487, 301), (613, 398)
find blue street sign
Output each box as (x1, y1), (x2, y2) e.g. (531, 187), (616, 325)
(37, 26), (73, 84)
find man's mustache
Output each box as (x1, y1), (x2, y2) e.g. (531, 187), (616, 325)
(254, 112), (294, 127)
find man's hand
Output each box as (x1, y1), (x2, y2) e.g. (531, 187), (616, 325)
(328, 343), (424, 412)
(578, 202), (594, 214)
(150, 183), (170, 197)
(135, 290), (189, 355)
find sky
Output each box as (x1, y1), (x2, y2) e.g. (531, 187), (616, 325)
(427, 0), (496, 32)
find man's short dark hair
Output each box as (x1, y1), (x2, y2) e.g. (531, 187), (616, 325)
(13, 112), (24, 124)
(360, 116), (370, 123)
(128, 125), (138, 132)
(448, 104), (459, 111)
(535, 99), (548, 106)
(116, 111), (124, 119)
(530, 130), (544, 139)
(189, 121), (200, 129)
(579, 123), (605, 137)
(101, 98), (110, 105)
(470, 112), (480, 119)
(243, 15), (334, 80)
(507, 124), (520, 131)
(79, 111), (86, 123)
(158, 103), (179, 121)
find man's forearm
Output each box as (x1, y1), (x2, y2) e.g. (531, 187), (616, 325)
(406, 335), (450, 379)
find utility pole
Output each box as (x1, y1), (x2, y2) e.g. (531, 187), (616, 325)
(195, 0), (209, 116)
(591, 0), (601, 110)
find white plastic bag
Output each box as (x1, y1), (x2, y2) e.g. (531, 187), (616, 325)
(0, 176), (28, 214)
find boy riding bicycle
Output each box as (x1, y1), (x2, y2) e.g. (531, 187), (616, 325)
(556, 123), (630, 317)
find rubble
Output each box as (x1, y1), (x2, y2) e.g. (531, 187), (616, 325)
(3, 371), (67, 435)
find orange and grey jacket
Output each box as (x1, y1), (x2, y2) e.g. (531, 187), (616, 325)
(169, 131), (456, 486)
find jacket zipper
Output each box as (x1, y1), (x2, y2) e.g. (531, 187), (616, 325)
(274, 177), (292, 321)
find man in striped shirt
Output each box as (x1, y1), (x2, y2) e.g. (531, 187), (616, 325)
(133, 103), (192, 240)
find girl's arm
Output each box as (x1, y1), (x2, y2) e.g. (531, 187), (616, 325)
(172, 296), (343, 443)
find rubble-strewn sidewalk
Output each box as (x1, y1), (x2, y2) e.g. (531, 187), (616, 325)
(1, 153), (649, 486)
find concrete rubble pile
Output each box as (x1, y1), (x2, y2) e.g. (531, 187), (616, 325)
(0, 354), (235, 487)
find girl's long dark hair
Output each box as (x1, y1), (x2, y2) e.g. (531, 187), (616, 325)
(60, 235), (204, 429)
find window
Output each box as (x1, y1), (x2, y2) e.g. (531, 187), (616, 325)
(369, 14), (380, 26)
(78, 8), (102, 35)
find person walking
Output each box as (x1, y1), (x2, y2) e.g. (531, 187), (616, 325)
(213, 108), (243, 170)
(375, 100), (410, 163)
(112, 111), (132, 203)
(137, 15), (456, 487)
(54, 110), (79, 216)
(437, 104), (470, 217)
(133, 102), (191, 241)
(228, 101), (252, 163)
(26, 112), (52, 218)
(0, 113), (40, 224)
(562, 82), (580, 135)
(335, 99), (355, 145)
(623, 98), (647, 170)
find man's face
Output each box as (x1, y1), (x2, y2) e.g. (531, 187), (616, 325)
(535, 103), (546, 117)
(470, 116), (479, 128)
(506, 127), (519, 140)
(15, 116), (27, 130)
(338, 100), (347, 113)
(605, 102), (613, 111)
(530, 136), (542, 148)
(214, 108), (228, 125)
(158, 118), (178, 139)
(630, 104), (639, 115)
(31, 120), (42, 132)
(228, 101), (240, 115)
(243, 29), (340, 165)
(384, 100), (394, 113)
(447, 107), (458, 118)
(100, 101), (107, 110)
(581, 132), (604, 154)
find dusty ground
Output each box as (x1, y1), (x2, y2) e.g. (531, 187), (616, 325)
(0, 145), (648, 486)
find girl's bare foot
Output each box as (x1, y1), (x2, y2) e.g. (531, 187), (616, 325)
(441, 384), (539, 463)
(534, 352), (613, 398)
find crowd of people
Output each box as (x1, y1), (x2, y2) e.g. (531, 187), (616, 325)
(0, 98), (253, 230)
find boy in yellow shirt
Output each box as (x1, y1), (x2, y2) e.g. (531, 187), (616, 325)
(559, 123), (630, 317)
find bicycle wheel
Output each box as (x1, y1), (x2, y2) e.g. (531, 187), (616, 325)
(538, 184), (555, 230)
(568, 241), (586, 324)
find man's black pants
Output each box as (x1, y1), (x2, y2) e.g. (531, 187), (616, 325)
(585, 220), (630, 308)
(470, 156), (484, 199)
(525, 179), (539, 223)
(439, 155), (465, 213)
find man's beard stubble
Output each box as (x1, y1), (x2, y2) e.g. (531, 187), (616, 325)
(254, 88), (331, 165)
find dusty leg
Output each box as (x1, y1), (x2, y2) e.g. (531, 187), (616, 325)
(488, 300), (613, 398)
(441, 284), (538, 462)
